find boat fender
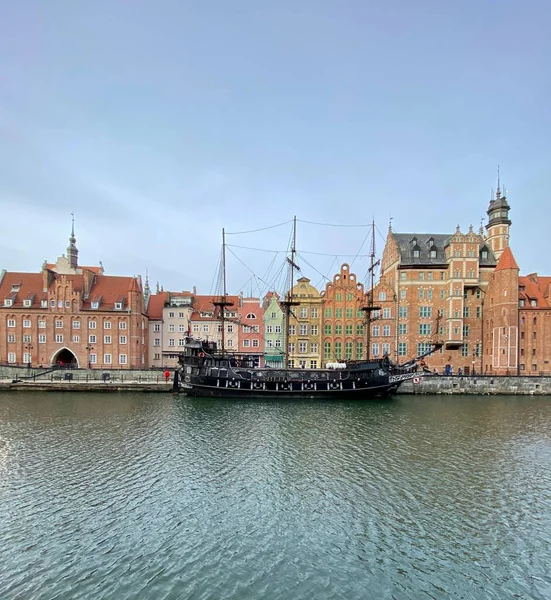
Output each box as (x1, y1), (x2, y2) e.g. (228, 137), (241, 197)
(199, 352), (205, 358)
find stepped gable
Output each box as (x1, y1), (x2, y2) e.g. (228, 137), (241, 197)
(392, 232), (497, 267)
(494, 246), (519, 271)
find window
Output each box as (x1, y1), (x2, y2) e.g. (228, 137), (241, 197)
(400, 289), (406, 300)
(289, 325), (295, 335)
(243, 339), (250, 347)
(324, 308), (332, 318)
(252, 339), (259, 347)
(23, 334), (31, 343)
(427, 289), (433, 299)
(419, 306), (432, 318)
(154, 353), (160, 360)
(299, 308), (308, 319)
(178, 338), (185, 346)
(154, 338), (160, 346)
(169, 324), (175, 332)
(41, 300), (47, 308)
(481, 250), (488, 260)
(335, 342), (342, 359)
(89, 321), (97, 329)
(298, 341), (307, 353)
(356, 324), (364, 336)
(378, 292), (387, 301)
(382, 343), (390, 355)
(463, 307), (470, 318)
(39, 334), (46, 343)
(104, 336), (111, 344)
(299, 324), (308, 336)
(310, 360), (318, 369)
(119, 354), (127, 364)
(419, 272), (425, 281)
(335, 293), (342, 301)
(153, 323), (160, 332)
(382, 308), (391, 319)
(418, 289), (424, 299)
(104, 354), (112, 364)
(38, 320), (46, 329)
(56, 320), (63, 328)
(399, 306), (408, 318)
(356, 342), (363, 359)
(413, 250), (420, 258)
(345, 342), (353, 359)
(266, 325), (273, 334)
(89, 335), (97, 343)
(345, 324), (353, 335)
(324, 324), (332, 335)
(50, 299), (55, 307)
(417, 342), (432, 355)
(400, 273), (407, 281)
(72, 335), (80, 343)
(463, 325), (470, 338)
(178, 312), (184, 318)
(346, 308), (353, 318)
(274, 325), (281, 333)
(372, 343), (380, 357)
(311, 308), (318, 318)
(372, 325), (380, 337)
(120, 336), (127, 344)
(398, 324), (407, 335)
(3, 299), (13, 307)
(227, 324), (233, 333)
(178, 324), (185, 332)
(324, 342), (331, 359)
(70, 320), (80, 330)
(311, 325), (318, 336)
(335, 324), (342, 335)
(91, 301), (99, 309)
(192, 324), (199, 332)
(55, 334), (63, 343)
(168, 339), (175, 347)
(275, 339), (282, 347)
(335, 308), (343, 318)
(398, 342), (407, 356)
(104, 321), (112, 329)
(169, 312), (175, 318)
(202, 325), (209, 333)
(419, 324), (431, 335)
(311, 342), (318, 353)
(531, 299), (537, 307)
(115, 303), (122, 310)
(427, 272), (433, 280)
(271, 312), (277, 319)
(7, 334), (15, 343)
(288, 343), (295, 353)
(382, 325), (391, 336)
(461, 343), (469, 357)
(8, 352), (16, 363)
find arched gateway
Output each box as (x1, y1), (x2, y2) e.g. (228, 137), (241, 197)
(51, 347), (80, 368)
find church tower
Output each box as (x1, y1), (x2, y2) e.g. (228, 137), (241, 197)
(67, 213), (79, 269)
(485, 168), (511, 261)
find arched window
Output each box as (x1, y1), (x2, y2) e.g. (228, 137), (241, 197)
(246, 313), (257, 319)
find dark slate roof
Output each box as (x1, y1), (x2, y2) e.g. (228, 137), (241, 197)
(393, 233), (497, 267)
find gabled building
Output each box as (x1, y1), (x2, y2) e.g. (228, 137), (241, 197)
(288, 277), (323, 368)
(262, 292), (284, 367)
(0, 223), (147, 369)
(190, 294), (241, 352)
(238, 297), (264, 366)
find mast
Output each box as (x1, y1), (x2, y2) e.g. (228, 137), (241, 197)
(213, 228), (234, 355)
(281, 216), (300, 368)
(361, 220), (381, 361)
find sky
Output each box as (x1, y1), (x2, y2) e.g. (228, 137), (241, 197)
(1, 0), (550, 297)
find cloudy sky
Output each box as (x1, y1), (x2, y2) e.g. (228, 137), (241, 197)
(1, 0), (549, 296)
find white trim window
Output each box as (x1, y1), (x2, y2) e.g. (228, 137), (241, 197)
(89, 335), (97, 344)
(55, 320), (63, 329)
(119, 336), (127, 344)
(38, 320), (46, 329)
(72, 320), (80, 329)
(89, 354), (97, 364)
(39, 334), (46, 344)
(23, 352), (31, 363)
(73, 335), (80, 343)
(7, 319), (16, 328)
(89, 320), (97, 329)
(104, 321), (112, 330)
(7, 334), (15, 343)
(119, 354), (127, 364)
(104, 354), (112, 364)
(243, 339), (250, 347)
(55, 334), (63, 343)
(4, 299), (13, 307)
(8, 352), (16, 363)
(119, 321), (127, 330)
(23, 300), (32, 307)
(104, 336), (112, 344)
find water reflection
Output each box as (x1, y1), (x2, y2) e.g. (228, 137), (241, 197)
(0, 393), (550, 599)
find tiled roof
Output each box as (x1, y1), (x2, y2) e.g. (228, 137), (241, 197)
(494, 246), (519, 271)
(392, 232), (497, 267)
(192, 294), (240, 313)
(146, 292), (169, 320)
(519, 274), (551, 309)
(45, 263), (103, 274)
(0, 269), (141, 311)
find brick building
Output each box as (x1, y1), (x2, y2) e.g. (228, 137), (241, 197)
(0, 224), (147, 369)
(238, 297), (264, 366)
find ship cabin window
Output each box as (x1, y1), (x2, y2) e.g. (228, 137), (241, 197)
(210, 367), (219, 377)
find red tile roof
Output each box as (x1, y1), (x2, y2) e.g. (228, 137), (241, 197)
(45, 263), (103, 274)
(146, 292), (169, 320)
(519, 274), (551, 309)
(0, 273), (46, 307)
(495, 246), (519, 271)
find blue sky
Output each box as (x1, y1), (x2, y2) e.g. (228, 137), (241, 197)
(1, 0), (549, 296)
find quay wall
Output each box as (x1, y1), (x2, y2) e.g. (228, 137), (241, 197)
(0, 364), (173, 383)
(400, 375), (551, 395)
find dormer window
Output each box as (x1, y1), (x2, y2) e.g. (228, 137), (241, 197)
(519, 299), (525, 307)
(429, 246), (437, 258)
(481, 248), (488, 260)
(50, 299), (55, 307)
(530, 299), (537, 307)
(41, 300), (48, 308)
(23, 299), (32, 307)
(412, 245), (420, 258)
(91, 301), (99, 309)
(10, 284), (20, 293)
(246, 313), (257, 319)
(115, 302), (123, 310)
(4, 299), (12, 307)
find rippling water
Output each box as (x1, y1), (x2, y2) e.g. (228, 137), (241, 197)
(1, 393), (551, 599)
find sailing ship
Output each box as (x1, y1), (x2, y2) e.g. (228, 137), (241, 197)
(177, 218), (442, 398)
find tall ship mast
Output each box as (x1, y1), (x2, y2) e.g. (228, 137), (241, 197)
(280, 216), (300, 368)
(361, 220), (381, 361)
(212, 228), (234, 355)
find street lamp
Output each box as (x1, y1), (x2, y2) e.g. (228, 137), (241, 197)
(25, 343), (33, 369)
(85, 345), (94, 369)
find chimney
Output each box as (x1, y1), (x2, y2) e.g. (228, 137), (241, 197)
(83, 269), (95, 299)
(42, 266), (55, 292)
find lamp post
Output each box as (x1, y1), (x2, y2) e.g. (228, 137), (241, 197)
(25, 343), (33, 369)
(85, 345), (94, 369)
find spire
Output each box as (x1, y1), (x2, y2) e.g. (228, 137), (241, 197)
(144, 269), (151, 305)
(495, 246), (519, 271)
(388, 216), (393, 233)
(67, 212), (79, 269)
(496, 165), (501, 200)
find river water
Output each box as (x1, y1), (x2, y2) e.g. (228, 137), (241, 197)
(1, 393), (550, 600)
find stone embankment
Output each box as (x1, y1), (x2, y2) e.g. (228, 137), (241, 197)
(400, 375), (551, 395)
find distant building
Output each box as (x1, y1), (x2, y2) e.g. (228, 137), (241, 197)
(238, 297), (264, 366)
(0, 223), (146, 369)
(287, 277), (323, 368)
(189, 294), (241, 352)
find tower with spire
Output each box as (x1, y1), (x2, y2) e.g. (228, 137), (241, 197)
(67, 212), (79, 270)
(144, 269), (151, 309)
(485, 166), (512, 261)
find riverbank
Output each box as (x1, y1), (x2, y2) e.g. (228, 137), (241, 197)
(401, 375), (551, 395)
(0, 381), (174, 393)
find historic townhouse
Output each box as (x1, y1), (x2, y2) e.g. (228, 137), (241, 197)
(0, 225), (147, 369)
(287, 277), (323, 368)
(321, 265), (366, 364)
(262, 292), (284, 367)
(238, 297), (264, 366)
(189, 294), (241, 352)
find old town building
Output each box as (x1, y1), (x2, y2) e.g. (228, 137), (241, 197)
(262, 292), (284, 367)
(238, 297), (264, 366)
(321, 265), (366, 364)
(287, 277), (323, 368)
(0, 224), (147, 369)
